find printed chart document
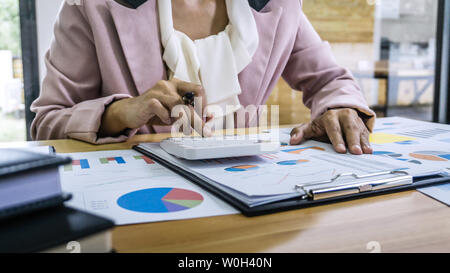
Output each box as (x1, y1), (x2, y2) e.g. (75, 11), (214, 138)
(138, 117), (450, 208)
(139, 145), (424, 208)
(369, 117), (450, 205)
(59, 117), (450, 226)
(58, 150), (237, 225)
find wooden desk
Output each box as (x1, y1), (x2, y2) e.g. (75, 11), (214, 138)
(13, 133), (450, 253)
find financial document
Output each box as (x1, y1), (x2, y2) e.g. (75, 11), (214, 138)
(141, 118), (450, 207)
(59, 149), (237, 225)
(58, 117), (450, 226)
(143, 138), (418, 207)
(370, 117), (450, 205)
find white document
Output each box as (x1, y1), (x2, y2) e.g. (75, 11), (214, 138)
(373, 117), (450, 143)
(140, 118), (449, 207)
(58, 150), (237, 225)
(369, 117), (450, 205)
(58, 117), (450, 226)
(369, 117), (450, 174)
(141, 138), (413, 207)
(420, 183), (450, 206)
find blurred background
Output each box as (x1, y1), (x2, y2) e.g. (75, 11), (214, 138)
(0, 0), (448, 142)
(0, 0), (24, 141)
(267, 0), (440, 125)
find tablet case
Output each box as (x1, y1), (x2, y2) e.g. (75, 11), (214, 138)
(134, 145), (450, 217)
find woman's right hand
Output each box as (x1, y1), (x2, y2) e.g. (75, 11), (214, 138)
(100, 78), (207, 137)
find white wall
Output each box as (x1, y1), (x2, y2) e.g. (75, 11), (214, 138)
(36, 0), (64, 84)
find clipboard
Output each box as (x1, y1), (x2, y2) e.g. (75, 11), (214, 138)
(133, 145), (450, 217)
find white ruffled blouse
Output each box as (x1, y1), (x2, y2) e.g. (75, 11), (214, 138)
(157, 0), (259, 123)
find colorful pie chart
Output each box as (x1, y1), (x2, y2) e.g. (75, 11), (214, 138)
(410, 151), (450, 162)
(225, 165), (259, 172)
(117, 188), (203, 213)
(277, 159), (309, 166)
(373, 151), (422, 165)
(282, 146), (325, 154)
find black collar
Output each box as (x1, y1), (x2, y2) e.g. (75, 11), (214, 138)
(122, 0), (270, 11)
(247, 0), (271, 11)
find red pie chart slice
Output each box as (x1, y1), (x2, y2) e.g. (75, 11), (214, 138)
(162, 188), (204, 200)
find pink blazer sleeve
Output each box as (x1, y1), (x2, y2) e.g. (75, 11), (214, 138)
(30, 3), (137, 144)
(282, 2), (376, 131)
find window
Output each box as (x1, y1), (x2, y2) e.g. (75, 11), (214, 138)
(310, 0), (438, 120)
(0, 0), (25, 142)
(267, 0), (444, 124)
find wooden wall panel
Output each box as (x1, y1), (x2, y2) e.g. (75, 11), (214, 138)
(303, 0), (375, 43)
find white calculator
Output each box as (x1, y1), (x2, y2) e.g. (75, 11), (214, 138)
(160, 136), (280, 160)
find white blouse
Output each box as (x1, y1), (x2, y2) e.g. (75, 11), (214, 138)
(157, 0), (259, 125)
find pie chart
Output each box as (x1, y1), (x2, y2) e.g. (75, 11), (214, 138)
(410, 151), (450, 162)
(117, 188), (204, 213)
(374, 151), (422, 165)
(225, 165), (259, 172)
(282, 146), (325, 154)
(277, 159), (309, 166)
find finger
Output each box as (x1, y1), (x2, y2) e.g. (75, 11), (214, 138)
(301, 120), (326, 141)
(204, 112), (215, 136)
(290, 121), (324, 145)
(159, 93), (184, 110)
(358, 120), (373, 154)
(148, 115), (171, 126)
(188, 105), (212, 137)
(178, 107), (192, 135)
(174, 105), (204, 136)
(339, 111), (362, 155)
(289, 125), (306, 145)
(172, 79), (207, 116)
(205, 111), (214, 123)
(290, 126), (301, 137)
(148, 98), (172, 125)
(204, 115), (215, 133)
(171, 78), (204, 97)
(322, 116), (346, 154)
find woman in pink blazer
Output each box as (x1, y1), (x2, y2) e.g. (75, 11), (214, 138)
(31, 0), (375, 155)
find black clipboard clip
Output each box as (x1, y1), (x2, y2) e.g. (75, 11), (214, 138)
(295, 170), (413, 201)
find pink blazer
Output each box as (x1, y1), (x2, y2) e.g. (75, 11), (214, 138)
(31, 0), (375, 144)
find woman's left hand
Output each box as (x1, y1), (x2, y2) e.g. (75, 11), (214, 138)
(289, 108), (373, 155)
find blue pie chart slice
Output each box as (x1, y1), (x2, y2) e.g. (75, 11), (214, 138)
(117, 188), (204, 213)
(277, 160), (309, 166)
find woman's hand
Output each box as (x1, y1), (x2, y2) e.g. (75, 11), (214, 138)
(289, 108), (373, 155)
(100, 78), (207, 137)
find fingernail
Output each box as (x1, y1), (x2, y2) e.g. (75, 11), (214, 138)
(337, 144), (346, 153)
(363, 144), (373, 154)
(352, 145), (362, 154)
